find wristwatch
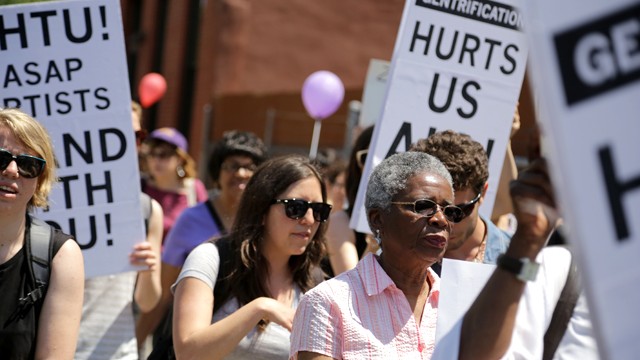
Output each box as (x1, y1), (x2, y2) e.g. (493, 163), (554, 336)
(497, 254), (540, 282)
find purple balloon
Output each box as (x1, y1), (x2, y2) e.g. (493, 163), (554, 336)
(301, 71), (345, 120)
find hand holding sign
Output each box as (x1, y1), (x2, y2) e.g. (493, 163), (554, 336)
(138, 73), (167, 108)
(301, 71), (344, 159)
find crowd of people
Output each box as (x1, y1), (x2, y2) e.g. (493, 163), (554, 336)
(0, 104), (599, 359)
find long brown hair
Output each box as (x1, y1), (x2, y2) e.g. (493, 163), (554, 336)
(215, 155), (327, 315)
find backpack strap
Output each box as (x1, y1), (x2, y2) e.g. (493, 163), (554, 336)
(212, 238), (234, 315)
(205, 199), (227, 236)
(18, 216), (53, 314)
(140, 192), (153, 235)
(543, 246), (582, 360)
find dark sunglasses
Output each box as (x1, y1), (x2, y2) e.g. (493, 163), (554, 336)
(0, 148), (46, 179)
(147, 148), (176, 159)
(391, 198), (464, 223)
(272, 198), (332, 223)
(355, 149), (368, 169)
(456, 192), (482, 219)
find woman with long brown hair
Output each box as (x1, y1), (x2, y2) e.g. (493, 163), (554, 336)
(172, 155), (330, 359)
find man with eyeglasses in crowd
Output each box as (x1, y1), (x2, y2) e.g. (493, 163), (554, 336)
(410, 130), (511, 272)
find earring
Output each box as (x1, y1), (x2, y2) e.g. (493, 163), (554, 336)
(176, 165), (186, 178)
(374, 229), (382, 245)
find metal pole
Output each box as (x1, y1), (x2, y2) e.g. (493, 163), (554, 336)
(309, 118), (322, 160)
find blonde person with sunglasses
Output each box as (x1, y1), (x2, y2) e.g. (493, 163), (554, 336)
(141, 127), (208, 242)
(0, 108), (84, 359)
(172, 155), (329, 359)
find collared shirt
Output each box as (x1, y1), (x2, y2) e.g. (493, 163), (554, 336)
(290, 253), (440, 359)
(482, 215), (512, 264)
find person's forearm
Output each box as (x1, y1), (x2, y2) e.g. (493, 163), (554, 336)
(174, 298), (271, 360)
(459, 230), (542, 360)
(135, 271), (162, 312)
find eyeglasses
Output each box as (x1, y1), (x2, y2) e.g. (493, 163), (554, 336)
(272, 198), (332, 223)
(221, 162), (257, 173)
(0, 148), (46, 179)
(390, 199), (464, 223)
(355, 149), (368, 169)
(147, 148), (176, 159)
(135, 129), (148, 146)
(456, 193), (482, 219)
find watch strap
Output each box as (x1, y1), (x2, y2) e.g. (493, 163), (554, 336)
(497, 254), (540, 282)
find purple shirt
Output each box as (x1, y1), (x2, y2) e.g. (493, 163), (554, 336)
(162, 201), (224, 267)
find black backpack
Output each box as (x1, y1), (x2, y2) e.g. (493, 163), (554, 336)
(15, 217), (60, 319)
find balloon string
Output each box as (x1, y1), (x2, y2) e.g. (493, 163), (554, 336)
(309, 119), (322, 160)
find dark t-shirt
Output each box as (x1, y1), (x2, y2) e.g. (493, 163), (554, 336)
(0, 218), (73, 359)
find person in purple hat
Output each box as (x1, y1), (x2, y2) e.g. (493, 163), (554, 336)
(141, 127), (208, 242)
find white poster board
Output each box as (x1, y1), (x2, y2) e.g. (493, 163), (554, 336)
(351, 0), (527, 233)
(524, 1), (640, 358)
(1, 0), (144, 278)
(360, 59), (390, 128)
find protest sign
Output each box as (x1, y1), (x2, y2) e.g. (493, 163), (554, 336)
(1, 0), (143, 278)
(360, 59), (390, 128)
(524, 1), (640, 357)
(350, 0), (527, 233)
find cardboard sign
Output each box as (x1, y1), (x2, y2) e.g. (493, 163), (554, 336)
(524, 1), (640, 358)
(360, 59), (390, 128)
(350, 0), (527, 233)
(1, 0), (143, 278)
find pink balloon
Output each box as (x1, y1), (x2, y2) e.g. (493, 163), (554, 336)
(301, 71), (345, 120)
(138, 73), (167, 108)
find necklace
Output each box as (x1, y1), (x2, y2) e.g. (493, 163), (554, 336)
(473, 222), (488, 263)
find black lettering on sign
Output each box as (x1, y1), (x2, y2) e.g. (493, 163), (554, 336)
(554, 3), (640, 106)
(415, 0), (523, 31)
(598, 145), (640, 242)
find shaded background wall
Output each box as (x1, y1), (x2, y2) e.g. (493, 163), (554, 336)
(119, 0), (537, 172)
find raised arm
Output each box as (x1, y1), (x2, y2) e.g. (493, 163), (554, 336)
(460, 158), (559, 359)
(35, 239), (84, 359)
(133, 198), (163, 312)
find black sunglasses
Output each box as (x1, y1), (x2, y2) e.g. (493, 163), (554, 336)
(272, 199), (332, 223)
(391, 198), (464, 223)
(355, 149), (368, 169)
(0, 148), (46, 179)
(456, 193), (482, 219)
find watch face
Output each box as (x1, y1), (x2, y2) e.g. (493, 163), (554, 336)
(518, 260), (540, 282)
(498, 255), (541, 282)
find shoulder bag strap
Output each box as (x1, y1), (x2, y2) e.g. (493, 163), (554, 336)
(543, 247), (582, 360)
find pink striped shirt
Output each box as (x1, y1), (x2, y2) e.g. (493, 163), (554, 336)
(290, 253), (440, 359)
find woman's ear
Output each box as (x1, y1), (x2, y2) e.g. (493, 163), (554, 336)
(368, 208), (383, 234)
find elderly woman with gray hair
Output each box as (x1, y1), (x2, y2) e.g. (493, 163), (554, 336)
(290, 151), (465, 360)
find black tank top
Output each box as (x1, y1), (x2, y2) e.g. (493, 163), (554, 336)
(0, 220), (72, 359)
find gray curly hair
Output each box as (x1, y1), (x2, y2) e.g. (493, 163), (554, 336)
(365, 152), (454, 227)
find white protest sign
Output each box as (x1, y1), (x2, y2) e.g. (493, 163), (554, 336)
(524, 1), (640, 358)
(360, 59), (390, 128)
(1, 0), (143, 278)
(350, 0), (528, 233)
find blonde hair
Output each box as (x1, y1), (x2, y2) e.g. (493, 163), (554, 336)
(0, 108), (56, 210)
(176, 148), (197, 178)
